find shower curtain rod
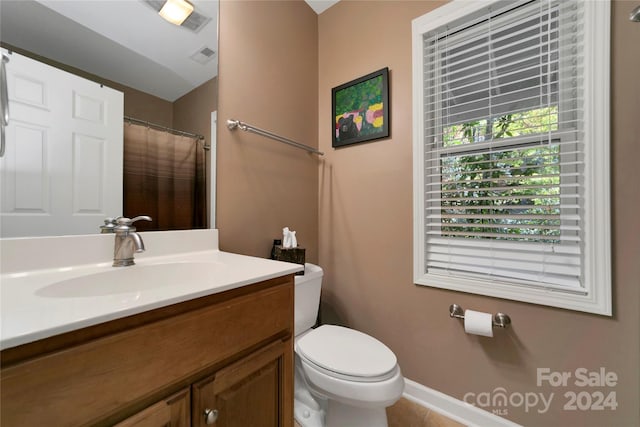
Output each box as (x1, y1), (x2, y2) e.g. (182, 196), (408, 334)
(124, 116), (210, 151)
(226, 119), (324, 156)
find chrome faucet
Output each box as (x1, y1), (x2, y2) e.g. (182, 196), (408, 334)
(112, 216), (152, 267)
(100, 217), (121, 233)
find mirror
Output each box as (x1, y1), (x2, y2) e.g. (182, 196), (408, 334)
(0, 0), (218, 237)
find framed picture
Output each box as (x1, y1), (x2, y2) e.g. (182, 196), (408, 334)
(332, 67), (389, 148)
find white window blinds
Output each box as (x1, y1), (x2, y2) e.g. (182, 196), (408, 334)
(421, 0), (584, 290)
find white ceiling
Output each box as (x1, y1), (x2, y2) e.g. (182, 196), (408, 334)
(0, 0), (218, 102)
(0, 0), (336, 102)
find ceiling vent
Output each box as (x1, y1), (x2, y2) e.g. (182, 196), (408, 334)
(143, 0), (211, 33)
(190, 46), (216, 64)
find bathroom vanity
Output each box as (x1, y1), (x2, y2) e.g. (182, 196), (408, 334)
(0, 230), (301, 426)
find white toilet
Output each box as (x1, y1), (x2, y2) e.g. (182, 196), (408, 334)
(294, 263), (404, 427)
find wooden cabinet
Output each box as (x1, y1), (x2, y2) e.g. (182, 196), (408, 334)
(192, 340), (287, 427)
(0, 276), (294, 427)
(115, 389), (191, 427)
(121, 339), (291, 427)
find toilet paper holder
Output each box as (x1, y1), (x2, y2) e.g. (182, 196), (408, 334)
(449, 304), (511, 329)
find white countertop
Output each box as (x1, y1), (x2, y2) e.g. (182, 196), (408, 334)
(0, 230), (302, 350)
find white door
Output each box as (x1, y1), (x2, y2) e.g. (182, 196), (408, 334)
(0, 50), (123, 238)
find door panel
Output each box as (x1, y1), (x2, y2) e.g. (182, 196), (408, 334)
(115, 388), (190, 427)
(0, 49), (123, 237)
(192, 341), (286, 427)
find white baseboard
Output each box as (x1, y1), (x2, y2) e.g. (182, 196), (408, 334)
(403, 378), (522, 427)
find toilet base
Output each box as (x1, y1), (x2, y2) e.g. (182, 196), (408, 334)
(295, 360), (391, 427)
(294, 362), (325, 427)
(326, 400), (388, 427)
(294, 399), (324, 427)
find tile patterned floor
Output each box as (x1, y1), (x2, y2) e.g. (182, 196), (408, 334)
(387, 397), (466, 427)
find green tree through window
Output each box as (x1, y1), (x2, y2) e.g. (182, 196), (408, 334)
(439, 107), (561, 242)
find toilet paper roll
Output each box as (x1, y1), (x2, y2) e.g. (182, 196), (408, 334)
(464, 309), (494, 337)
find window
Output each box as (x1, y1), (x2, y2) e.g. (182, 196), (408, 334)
(412, 0), (611, 315)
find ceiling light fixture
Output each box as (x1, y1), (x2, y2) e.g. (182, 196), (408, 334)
(158, 0), (194, 26)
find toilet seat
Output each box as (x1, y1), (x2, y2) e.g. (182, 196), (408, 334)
(296, 325), (398, 382)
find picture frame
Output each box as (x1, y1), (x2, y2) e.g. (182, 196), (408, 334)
(332, 67), (389, 148)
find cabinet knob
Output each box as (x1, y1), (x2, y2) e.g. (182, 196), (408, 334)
(204, 408), (218, 425)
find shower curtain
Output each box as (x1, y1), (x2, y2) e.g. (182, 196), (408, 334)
(123, 123), (206, 232)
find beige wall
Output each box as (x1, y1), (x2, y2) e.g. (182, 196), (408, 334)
(317, 1), (639, 426)
(216, 0), (319, 260)
(216, 0), (638, 425)
(173, 78), (218, 150)
(120, 85), (173, 128)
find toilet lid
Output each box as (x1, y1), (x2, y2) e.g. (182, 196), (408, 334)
(296, 325), (397, 379)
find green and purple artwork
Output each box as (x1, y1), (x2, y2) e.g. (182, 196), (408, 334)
(332, 68), (389, 147)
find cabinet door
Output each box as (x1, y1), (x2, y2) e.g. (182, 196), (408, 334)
(192, 340), (288, 427)
(115, 388), (190, 427)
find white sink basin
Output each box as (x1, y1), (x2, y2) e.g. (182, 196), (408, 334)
(1, 229), (303, 350)
(36, 262), (223, 298)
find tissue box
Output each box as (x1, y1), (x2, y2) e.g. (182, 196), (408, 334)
(273, 246), (305, 275)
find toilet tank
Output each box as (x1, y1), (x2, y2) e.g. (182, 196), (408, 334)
(294, 263), (323, 336)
